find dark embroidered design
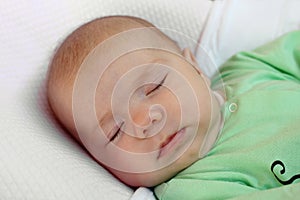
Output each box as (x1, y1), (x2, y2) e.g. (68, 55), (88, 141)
(271, 160), (300, 185)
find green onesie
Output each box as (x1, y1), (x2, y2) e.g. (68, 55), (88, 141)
(154, 31), (300, 199)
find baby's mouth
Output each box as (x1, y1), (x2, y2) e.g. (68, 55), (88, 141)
(157, 128), (186, 159)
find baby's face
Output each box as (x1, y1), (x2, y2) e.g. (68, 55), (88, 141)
(72, 28), (215, 186)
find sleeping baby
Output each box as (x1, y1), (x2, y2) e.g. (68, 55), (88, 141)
(47, 16), (300, 199)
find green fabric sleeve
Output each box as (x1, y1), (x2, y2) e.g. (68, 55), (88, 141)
(230, 182), (300, 200)
(212, 30), (300, 97)
(155, 30), (300, 200)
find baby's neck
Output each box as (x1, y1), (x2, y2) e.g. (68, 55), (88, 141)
(199, 90), (225, 158)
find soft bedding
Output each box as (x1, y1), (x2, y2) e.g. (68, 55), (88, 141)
(196, 0), (300, 77)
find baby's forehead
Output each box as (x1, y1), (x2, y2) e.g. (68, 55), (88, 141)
(95, 50), (170, 95)
(77, 27), (181, 102)
(98, 51), (159, 82)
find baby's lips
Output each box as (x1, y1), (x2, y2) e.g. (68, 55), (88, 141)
(157, 127), (186, 159)
(160, 131), (178, 149)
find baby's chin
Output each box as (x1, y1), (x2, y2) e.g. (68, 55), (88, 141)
(107, 166), (176, 187)
(103, 142), (201, 187)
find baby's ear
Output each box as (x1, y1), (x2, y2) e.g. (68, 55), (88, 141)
(182, 48), (197, 64)
(182, 48), (202, 74)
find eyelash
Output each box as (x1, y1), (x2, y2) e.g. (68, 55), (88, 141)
(110, 122), (124, 142)
(146, 74), (168, 96)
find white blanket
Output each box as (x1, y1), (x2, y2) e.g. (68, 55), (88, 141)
(196, 0), (300, 77)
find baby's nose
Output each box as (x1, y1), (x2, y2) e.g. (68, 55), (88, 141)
(149, 104), (163, 125)
(137, 104), (165, 138)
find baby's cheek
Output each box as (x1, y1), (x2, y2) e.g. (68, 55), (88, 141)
(115, 134), (158, 153)
(156, 87), (181, 129)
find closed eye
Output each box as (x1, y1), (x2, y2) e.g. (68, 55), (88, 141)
(110, 121), (124, 142)
(145, 73), (168, 96)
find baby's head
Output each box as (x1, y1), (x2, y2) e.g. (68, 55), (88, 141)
(47, 16), (221, 187)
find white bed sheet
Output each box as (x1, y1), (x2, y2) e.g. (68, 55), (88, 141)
(196, 0), (300, 78)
